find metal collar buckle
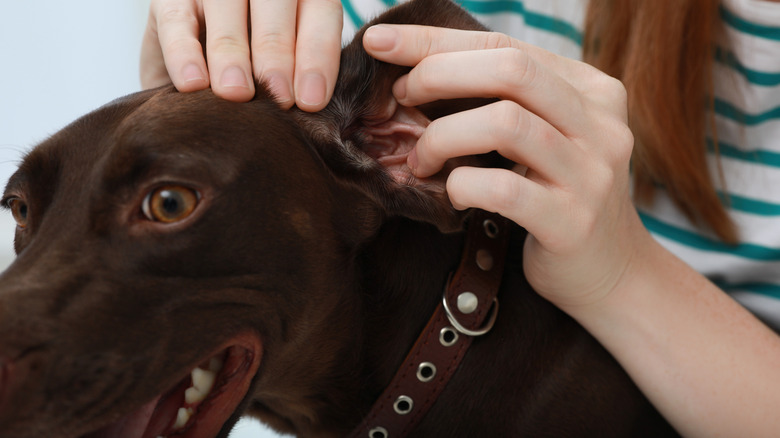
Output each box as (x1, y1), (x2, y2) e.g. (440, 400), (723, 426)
(442, 289), (499, 337)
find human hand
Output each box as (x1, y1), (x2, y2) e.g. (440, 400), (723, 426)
(363, 24), (650, 309)
(140, 0), (343, 110)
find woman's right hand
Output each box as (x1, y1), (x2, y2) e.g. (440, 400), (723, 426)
(140, 0), (343, 110)
(363, 24), (644, 310)
(365, 26), (780, 438)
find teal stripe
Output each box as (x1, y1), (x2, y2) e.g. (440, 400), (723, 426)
(457, 0), (583, 46)
(714, 47), (780, 87)
(702, 141), (780, 215)
(719, 192), (780, 216)
(639, 212), (780, 261)
(715, 281), (780, 300)
(714, 98), (780, 125)
(342, 0), (364, 29)
(707, 138), (780, 167)
(379, 0), (397, 5)
(721, 4), (780, 41)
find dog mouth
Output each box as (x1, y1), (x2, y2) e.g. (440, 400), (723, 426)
(84, 333), (262, 438)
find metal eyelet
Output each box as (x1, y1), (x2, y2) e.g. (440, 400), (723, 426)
(393, 395), (414, 415)
(369, 427), (388, 438)
(416, 362), (437, 382)
(483, 219), (499, 238)
(439, 327), (459, 346)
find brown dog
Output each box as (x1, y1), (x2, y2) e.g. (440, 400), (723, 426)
(0, 1), (678, 437)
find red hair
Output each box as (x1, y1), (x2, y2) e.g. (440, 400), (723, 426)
(584, 0), (736, 243)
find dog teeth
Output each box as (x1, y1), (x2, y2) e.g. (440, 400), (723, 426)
(167, 357), (224, 433)
(184, 386), (205, 405)
(185, 367), (217, 404)
(192, 367), (217, 393)
(173, 407), (194, 430)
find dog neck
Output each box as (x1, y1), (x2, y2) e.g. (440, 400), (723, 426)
(350, 210), (511, 437)
(356, 218), (465, 388)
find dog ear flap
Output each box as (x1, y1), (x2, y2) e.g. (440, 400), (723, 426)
(291, 0), (501, 234)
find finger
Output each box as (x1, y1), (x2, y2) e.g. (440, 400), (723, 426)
(363, 24), (569, 78)
(140, 15), (172, 89)
(392, 48), (587, 137)
(365, 24), (626, 119)
(293, 0), (343, 111)
(250, 0), (297, 107)
(411, 100), (583, 183)
(446, 166), (555, 240)
(203, 0), (255, 102)
(144, 0), (209, 92)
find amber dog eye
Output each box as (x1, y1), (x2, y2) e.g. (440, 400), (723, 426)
(6, 197), (29, 229)
(142, 186), (200, 223)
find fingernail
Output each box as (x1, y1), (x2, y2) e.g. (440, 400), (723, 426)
(220, 66), (250, 89)
(364, 25), (398, 52)
(298, 72), (327, 107)
(182, 63), (206, 85)
(264, 71), (293, 104)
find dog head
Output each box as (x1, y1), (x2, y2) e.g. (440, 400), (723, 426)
(0, 1), (500, 437)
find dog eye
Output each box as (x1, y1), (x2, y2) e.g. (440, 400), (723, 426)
(142, 186), (200, 223)
(5, 197), (29, 229)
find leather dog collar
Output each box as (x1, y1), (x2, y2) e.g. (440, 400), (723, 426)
(349, 210), (511, 438)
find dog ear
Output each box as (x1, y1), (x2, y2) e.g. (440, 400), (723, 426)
(291, 0), (506, 234)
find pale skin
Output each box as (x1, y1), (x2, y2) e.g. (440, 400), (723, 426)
(140, 0), (343, 110)
(140, 2), (780, 436)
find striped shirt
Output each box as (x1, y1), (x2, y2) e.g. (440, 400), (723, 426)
(341, 0), (780, 330)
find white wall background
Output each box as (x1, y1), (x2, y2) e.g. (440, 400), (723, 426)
(0, 1), (284, 436)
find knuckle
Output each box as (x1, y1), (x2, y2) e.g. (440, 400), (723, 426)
(299, 0), (343, 12)
(486, 172), (523, 212)
(495, 48), (536, 90)
(413, 29), (438, 63)
(483, 31), (515, 50)
(599, 75), (629, 110)
(605, 75), (628, 105)
(157, 4), (199, 28)
(613, 123), (635, 159)
(209, 34), (249, 55)
(317, 0), (344, 14)
(598, 118), (634, 166)
(489, 100), (529, 145)
(252, 30), (294, 54)
(586, 69), (628, 106)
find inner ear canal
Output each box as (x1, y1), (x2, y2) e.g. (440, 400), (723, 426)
(358, 104), (431, 185)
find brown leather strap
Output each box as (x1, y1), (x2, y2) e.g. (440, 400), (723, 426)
(349, 210), (511, 438)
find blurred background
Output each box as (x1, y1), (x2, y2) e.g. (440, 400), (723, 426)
(0, 1), (287, 436)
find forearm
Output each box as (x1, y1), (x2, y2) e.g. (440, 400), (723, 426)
(559, 231), (780, 437)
